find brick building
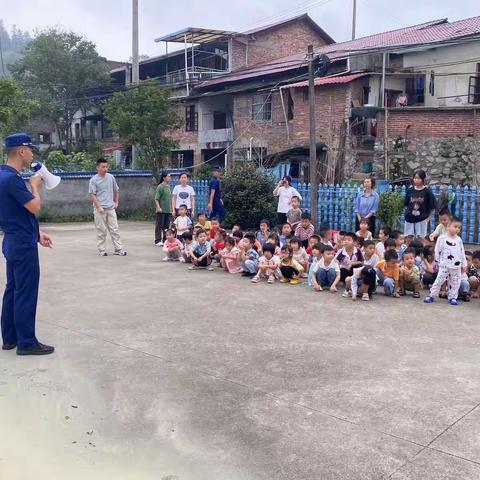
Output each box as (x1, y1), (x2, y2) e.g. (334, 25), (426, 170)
(164, 14), (480, 184)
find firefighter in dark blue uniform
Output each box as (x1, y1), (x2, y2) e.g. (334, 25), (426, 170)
(0, 133), (54, 355)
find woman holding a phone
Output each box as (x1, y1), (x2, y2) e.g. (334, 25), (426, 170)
(273, 175), (302, 225)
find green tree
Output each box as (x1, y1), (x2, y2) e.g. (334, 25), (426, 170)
(0, 78), (37, 139)
(10, 28), (110, 153)
(222, 162), (277, 228)
(103, 80), (181, 180)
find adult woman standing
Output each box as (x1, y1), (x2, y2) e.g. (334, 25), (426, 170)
(404, 169), (436, 238)
(273, 175), (302, 225)
(154, 171), (172, 246)
(172, 172), (196, 218)
(354, 176), (380, 234)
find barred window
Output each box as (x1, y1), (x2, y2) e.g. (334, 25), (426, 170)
(185, 105), (198, 132)
(251, 94), (272, 121)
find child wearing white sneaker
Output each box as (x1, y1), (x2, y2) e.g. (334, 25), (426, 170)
(162, 229), (183, 261)
(251, 243), (280, 284)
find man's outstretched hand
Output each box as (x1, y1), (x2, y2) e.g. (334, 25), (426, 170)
(39, 232), (53, 248)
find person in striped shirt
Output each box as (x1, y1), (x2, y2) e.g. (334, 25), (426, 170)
(294, 212), (315, 248)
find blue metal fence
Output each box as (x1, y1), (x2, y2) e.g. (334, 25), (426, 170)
(23, 170), (479, 243)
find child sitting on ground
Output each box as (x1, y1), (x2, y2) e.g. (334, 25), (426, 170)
(376, 227), (391, 258)
(391, 230), (407, 259)
(290, 236), (309, 273)
(232, 229), (243, 247)
(295, 212), (315, 248)
(334, 231), (346, 252)
(469, 251), (480, 298)
(211, 229), (227, 262)
(399, 247), (421, 298)
(421, 245), (438, 288)
(266, 233), (282, 256)
(209, 216), (221, 241)
(459, 250), (473, 302)
(219, 236), (243, 274)
(356, 218), (373, 241)
(279, 244), (304, 285)
(173, 205), (192, 238)
(319, 225), (333, 247)
(362, 240), (380, 268)
(349, 266), (377, 302)
(256, 219), (271, 247)
(429, 208), (451, 242)
(306, 235), (321, 255)
(162, 229), (183, 262)
(181, 231), (194, 263)
(307, 243), (323, 287)
(251, 243), (280, 284)
(335, 232), (364, 285)
(376, 249), (401, 298)
(279, 223), (293, 247)
(287, 195), (302, 230)
(195, 212), (211, 233)
(311, 244), (340, 293)
(189, 229), (213, 270)
(240, 232), (260, 278)
(425, 217), (467, 306)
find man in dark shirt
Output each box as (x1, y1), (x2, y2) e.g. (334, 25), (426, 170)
(0, 133), (54, 355)
(208, 166), (225, 224)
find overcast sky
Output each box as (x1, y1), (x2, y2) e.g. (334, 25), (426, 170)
(1, 0), (479, 61)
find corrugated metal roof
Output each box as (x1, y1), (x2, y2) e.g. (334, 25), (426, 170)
(199, 15), (480, 90)
(285, 72), (370, 89)
(155, 27), (235, 44)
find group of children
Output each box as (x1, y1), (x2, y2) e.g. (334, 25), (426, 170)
(161, 200), (480, 306)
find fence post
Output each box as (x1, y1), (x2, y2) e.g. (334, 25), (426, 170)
(430, 185), (438, 233)
(327, 184), (333, 228)
(454, 185), (461, 218)
(318, 184), (324, 226)
(462, 185), (469, 242)
(317, 183), (321, 229)
(470, 186), (477, 244)
(399, 185), (406, 226)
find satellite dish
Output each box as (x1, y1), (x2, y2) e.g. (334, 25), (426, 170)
(315, 54), (330, 77)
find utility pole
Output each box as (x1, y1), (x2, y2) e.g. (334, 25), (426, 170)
(131, 0), (139, 168)
(308, 45), (318, 228)
(132, 0), (139, 83)
(351, 0), (357, 40)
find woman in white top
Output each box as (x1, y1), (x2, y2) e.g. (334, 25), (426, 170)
(273, 175), (302, 225)
(172, 172), (196, 218)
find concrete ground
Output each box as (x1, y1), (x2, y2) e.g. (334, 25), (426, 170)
(1, 222), (480, 480)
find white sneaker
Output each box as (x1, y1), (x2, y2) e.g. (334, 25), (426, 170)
(114, 250), (127, 256)
(155, 242), (163, 247)
(179, 257), (185, 263)
(99, 250), (108, 257)
(162, 257), (170, 262)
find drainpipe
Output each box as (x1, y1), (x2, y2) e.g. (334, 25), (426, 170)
(249, 137), (254, 161)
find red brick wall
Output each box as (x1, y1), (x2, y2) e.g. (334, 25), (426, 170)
(232, 19), (330, 71)
(232, 83), (356, 156)
(170, 103), (197, 145)
(377, 108), (479, 138)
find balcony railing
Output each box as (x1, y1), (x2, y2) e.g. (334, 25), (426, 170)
(198, 128), (233, 143)
(158, 67), (227, 87)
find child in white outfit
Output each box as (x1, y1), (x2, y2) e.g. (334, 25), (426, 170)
(424, 217), (467, 306)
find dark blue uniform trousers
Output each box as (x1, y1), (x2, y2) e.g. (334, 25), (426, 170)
(1, 238), (39, 349)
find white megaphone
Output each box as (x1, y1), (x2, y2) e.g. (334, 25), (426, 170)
(31, 162), (61, 190)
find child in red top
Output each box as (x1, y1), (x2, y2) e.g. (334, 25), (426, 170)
(162, 229), (183, 262)
(209, 216), (221, 240)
